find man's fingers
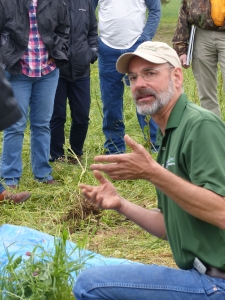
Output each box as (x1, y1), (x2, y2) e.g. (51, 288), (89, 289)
(79, 171), (108, 189)
(79, 184), (94, 195)
(79, 183), (92, 190)
(124, 134), (141, 152)
(93, 170), (108, 184)
(90, 162), (117, 171)
(94, 155), (122, 163)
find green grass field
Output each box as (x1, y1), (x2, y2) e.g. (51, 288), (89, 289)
(0, 0), (225, 298)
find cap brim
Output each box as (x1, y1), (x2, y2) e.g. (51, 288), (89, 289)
(116, 52), (168, 74)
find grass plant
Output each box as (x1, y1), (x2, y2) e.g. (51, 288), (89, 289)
(0, 230), (91, 299)
(0, 1), (224, 298)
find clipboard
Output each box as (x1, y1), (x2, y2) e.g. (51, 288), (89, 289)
(186, 25), (196, 66)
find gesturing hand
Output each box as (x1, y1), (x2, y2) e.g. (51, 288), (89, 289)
(90, 134), (156, 180)
(79, 170), (124, 210)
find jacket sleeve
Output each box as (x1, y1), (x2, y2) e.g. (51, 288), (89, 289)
(92, 0), (98, 11)
(0, 55), (22, 131)
(0, 2), (3, 33)
(140, 0), (161, 41)
(88, 1), (99, 64)
(54, 1), (70, 55)
(172, 0), (191, 56)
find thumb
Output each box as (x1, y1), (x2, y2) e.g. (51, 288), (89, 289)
(124, 134), (141, 152)
(93, 170), (108, 184)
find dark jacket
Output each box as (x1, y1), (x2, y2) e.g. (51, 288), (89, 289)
(0, 0), (70, 74)
(0, 55), (22, 131)
(60, 0), (98, 81)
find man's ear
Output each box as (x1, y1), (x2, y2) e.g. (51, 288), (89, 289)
(172, 67), (183, 90)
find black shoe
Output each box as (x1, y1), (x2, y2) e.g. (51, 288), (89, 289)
(49, 156), (65, 162)
(49, 157), (55, 162)
(43, 179), (59, 185)
(49, 155), (82, 165)
(67, 156), (82, 165)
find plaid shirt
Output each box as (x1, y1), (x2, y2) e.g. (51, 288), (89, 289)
(20, 0), (56, 77)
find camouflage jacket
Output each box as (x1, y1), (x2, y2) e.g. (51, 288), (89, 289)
(173, 0), (225, 56)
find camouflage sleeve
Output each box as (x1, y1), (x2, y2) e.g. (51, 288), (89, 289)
(172, 0), (192, 56)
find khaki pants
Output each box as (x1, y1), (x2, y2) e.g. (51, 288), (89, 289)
(192, 27), (225, 118)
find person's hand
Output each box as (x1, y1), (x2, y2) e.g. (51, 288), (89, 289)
(47, 57), (55, 65)
(79, 170), (123, 210)
(90, 134), (156, 180)
(179, 54), (190, 69)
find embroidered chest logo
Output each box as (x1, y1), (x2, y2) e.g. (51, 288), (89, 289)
(165, 157), (175, 169)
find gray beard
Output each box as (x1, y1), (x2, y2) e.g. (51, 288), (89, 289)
(133, 79), (174, 116)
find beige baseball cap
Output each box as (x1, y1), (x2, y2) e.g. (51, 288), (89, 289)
(116, 41), (181, 74)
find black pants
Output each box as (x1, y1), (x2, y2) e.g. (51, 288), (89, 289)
(50, 76), (90, 158)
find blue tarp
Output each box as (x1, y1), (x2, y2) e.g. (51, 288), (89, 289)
(0, 224), (135, 279)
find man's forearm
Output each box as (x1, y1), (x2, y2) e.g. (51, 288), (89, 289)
(91, 135), (225, 229)
(116, 198), (167, 239)
(147, 164), (225, 229)
(142, 0), (161, 40)
(172, 0), (190, 56)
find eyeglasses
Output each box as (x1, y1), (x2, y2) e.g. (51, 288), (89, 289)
(123, 66), (174, 86)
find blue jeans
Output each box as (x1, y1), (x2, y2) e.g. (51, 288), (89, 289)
(50, 76), (90, 158)
(73, 264), (225, 299)
(1, 69), (59, 185)
(0, 183), (5, 194)
(98, 39), (158, 154)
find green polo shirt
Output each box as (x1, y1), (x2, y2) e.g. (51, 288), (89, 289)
(156, 94), (225, 270)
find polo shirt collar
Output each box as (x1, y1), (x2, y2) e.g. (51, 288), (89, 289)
(156, 93), (188, 145)
(165, 93), (188, 130)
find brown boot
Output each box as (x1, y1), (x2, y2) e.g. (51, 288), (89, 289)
(0, 190), (31, 204)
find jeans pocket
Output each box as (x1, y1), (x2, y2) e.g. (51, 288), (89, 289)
(98, 37), (103, 54)
(201, 274), (225, 297)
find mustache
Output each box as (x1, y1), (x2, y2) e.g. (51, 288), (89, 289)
(133, 87), (157, 101)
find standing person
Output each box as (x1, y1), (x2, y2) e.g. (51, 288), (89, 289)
(0, 0), (70, 187)
(92, 0), (161, 154)
(0, 55), (31, 203)
(173, 0), (225, 118)
(73, 42), (225, 299)
(49, 0), (98, 164)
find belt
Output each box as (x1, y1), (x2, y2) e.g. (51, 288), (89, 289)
(205, 265), (225, 279)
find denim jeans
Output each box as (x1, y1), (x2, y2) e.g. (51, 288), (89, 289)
(1, 69), (59, 185)
(50, 76), (90, 159)
(0, 183), (5, 194)
(73, 264), (225, 300)
(98, 38), (158, 154)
